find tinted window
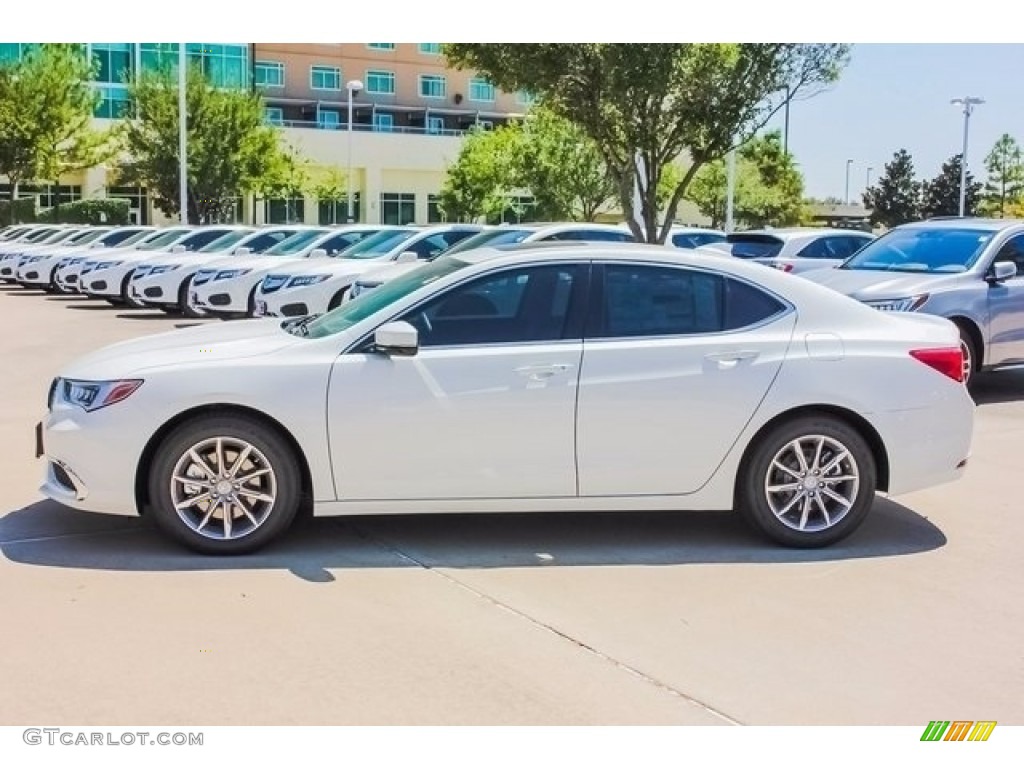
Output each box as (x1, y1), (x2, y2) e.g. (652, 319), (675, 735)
(545, 230), (634, 242)
(672, 232), (726, 249)
(443, 229), (532, 255)
(993, 234), (1024, 276)
(406, 230), (477, 260)
(592, 265), (785, 338)
(262, 229), (332, 256)
(842, 227), (993, 273)
(232, 230), (294, 254)
(722, 235), (784, 259)
(180, 229), (233, 250)
(796, 236), (841, 259)
(841, 236), (871, 257)
(100, 229), (145, 247)
(318, 231), (374, 256)
(400, 264), (584, 346)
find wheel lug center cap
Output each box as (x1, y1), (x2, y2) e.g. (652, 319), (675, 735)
(804, 476), (820, 490)
(215, 480), (233, 496)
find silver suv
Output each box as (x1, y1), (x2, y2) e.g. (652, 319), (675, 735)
(803, 218), (1024, 385)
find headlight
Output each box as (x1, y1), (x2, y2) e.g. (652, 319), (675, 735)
(287, 274), (330, 287)
(214, 268), (251, 280)
(55, 378), (144, 412)
(863, 295), (929, 312)
(149, 264), (181, 275)
(94, 260), (124, 271)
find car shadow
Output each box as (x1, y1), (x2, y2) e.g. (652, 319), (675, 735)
(0, 288), (48, 296)
(64, 303), (119, 311)
(115, 311), (176, 320)
(972, 368), (1024, 405)
(0, 496), (946, 582)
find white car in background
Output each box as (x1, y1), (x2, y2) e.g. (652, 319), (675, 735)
(254, 224), (483, 317)
(16, 226), (154, 290)
(129, 226), (312, 316)
(347, 222), (632, 301)
(0, 226), (86, 280)
(37, 243), (973, 555)
(81, 226), (243, 305)
(708, 228), (874, 273)
(188, 226), (386, 319)
(54, 228), (195, 295)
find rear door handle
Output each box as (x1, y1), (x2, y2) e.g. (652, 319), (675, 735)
(515, 363), (573, 380)
(705, 350), (760, 365)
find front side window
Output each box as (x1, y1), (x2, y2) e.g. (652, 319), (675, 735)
(591, 264), (786, 338)
(366, 69), (395, 94)
(311, 65), (341, 91)
(399, 264), (585, 347)
(468, 77), (495, 102)
(992, 233), (1024, 276)
(841, 227), (994, 273)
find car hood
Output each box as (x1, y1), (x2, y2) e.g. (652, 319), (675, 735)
(354, 263), (418, 284)
(282, 259), (386, 279)
(203, 254), (310, 273)
(60, 319), (302, 379)
(801, 267), (967, 299)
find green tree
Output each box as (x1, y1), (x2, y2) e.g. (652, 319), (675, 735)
(862, 149), (921, 227)
(444, 43), (848, 243)
(516, 107), (616, 221)
(119, 64), (283, 223)
(312, 168), (348, 224)
(684, 130), (805, 228)
(920, 154), (982, 219)
(981, 134), (1024, 217)
(0, 44), (112, 223)
(258, 142), (311, 224)
(438, 125), (520, 222)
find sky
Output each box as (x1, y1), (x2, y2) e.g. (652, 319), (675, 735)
(765, 44), (1024, 202)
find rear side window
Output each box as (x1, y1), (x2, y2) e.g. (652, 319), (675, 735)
(591, 264), (786, 338)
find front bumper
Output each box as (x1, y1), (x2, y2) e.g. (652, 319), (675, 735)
(83, 265), (134, 297)
(191, 275), (261, 315)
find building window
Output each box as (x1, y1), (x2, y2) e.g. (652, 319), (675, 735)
(95, 85), (132, 119)
(427, 195), (445, 223)
(318, 109), (340, 129)
(367, 44), (396, 51)
(255, 60), (285, 88)
(0, 43), (31, 64)
(468, 77), (495, 103)
(372, 113), (394, 132)
(476, 119), (494, 130)
(426, 116), (445, 135)
(107, 185), (149, 225)
(91, 43), (133, 85)
(311, 65), (341, 91)
(265, 197), (305, 224)
(319, 193), (360, 225)
(516, 90), (536, 106)
(140, 43), (248, 89)
(488, 195), (536, 225)
(419, 44), (442, 55)
(419, 74), (446, 99)
(366, 69), (395, 95)
(264, 107), (284, 125)
(380, 193), (415, 225)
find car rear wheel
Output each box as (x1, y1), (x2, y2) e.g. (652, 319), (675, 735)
(736, 415), (876, 548)
(956, 324), (978, 387)
(147, 415), (302, 554)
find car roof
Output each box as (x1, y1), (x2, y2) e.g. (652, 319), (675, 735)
(731, 227), (860, 240)
(896, 217), (1024, 232)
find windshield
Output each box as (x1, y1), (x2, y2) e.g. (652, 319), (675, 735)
(720, 234), (784, 259)
(41, 229), (81, 244)
(137, 229), (191, 250)
(262, 229), (331, 256)
(197, 230), (253, 253)
(841, 227), (994, 273)
(25, 228), (60, 242)
(68, 229), (108, 245)
(442, 229), (533, 255)
(100, 229), (151, 247)
(340, 229), (418, 259)
(303, 257), (470, 338)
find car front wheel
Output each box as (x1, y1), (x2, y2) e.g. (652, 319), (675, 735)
(736, 415), (876, 548)
(148, 415), (302, 554)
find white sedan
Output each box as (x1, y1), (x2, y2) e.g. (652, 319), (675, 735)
(16, 226), (155, 289)
(38, 243), (973, 555)
(187, 226), (384, 318)
(253, 224), (483, 318)
(58, 227), (195, 295)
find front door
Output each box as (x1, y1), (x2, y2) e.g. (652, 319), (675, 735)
(986, 234), (1024, 365)
(328, 263), (588, 500)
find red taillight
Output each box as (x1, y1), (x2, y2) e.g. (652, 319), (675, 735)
(776, 263), (794, 273)
(910, 347), (964, 383)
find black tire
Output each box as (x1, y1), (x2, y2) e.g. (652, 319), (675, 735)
(179, 275), (204, 318)
(245, 285), (258, 318)
(121, 272), (142, 308)
(955, 322), (978, 387)
(736, 415), (877, 548)
(147, 414), (302, 555)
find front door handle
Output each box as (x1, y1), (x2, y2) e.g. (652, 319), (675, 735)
(515, 363), (573, 380)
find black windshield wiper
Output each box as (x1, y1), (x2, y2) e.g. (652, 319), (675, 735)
(287, 313), (322, 337)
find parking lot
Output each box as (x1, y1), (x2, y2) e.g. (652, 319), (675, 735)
(1, 282), (1022, 726)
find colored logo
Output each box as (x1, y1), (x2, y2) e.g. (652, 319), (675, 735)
(920, 721), (996, 742)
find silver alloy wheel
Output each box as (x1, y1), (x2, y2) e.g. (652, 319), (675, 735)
(959, 338), (973, 384)
(763, 435), (860, 533)
(169, 436), (278, 540)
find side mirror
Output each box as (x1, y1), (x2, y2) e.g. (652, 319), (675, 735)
(170, 245), (187, 253)
(396, 250), (419, 263)
(309, 248), (328, 258)
(233, 246), (252, 256)
(987, 261), (1017, 284)
(374, 321), (419, 357)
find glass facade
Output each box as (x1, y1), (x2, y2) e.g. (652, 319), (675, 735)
(380, 193), (415, 225)
(318, 194), (360, 225)
(427, 194), (445, 223)
(138, 43), (249, 88)
(265, 197), (305, 224)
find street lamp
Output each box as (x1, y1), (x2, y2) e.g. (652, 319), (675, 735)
(951, 96), (984, 217)
(866, 166), (874, 190)
(844, 159), (853, 205)
(346, 79), (364, 224)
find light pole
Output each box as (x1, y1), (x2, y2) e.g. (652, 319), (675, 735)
(866, 166), (873, 190)
(346, 79), (364, 224)
(844, 159), (853, 205)
(951, 96), (984, 217)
